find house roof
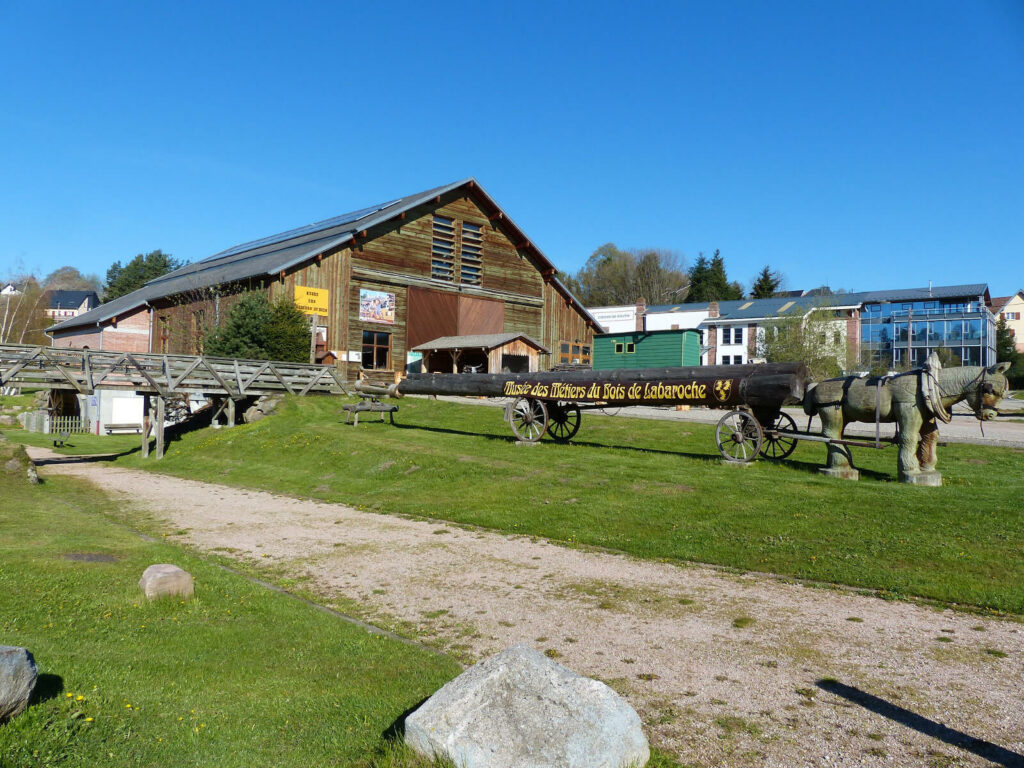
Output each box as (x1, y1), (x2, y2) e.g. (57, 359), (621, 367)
(643, 284), (992, 323)
(856, 283), (990, 304)
(412, 332), (549, 354)
(990, 291), (1023, 312)
(48, 179), (600, 334)
(44, 290), (99, 310)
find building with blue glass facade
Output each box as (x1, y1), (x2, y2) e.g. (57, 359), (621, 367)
(856, 284), (995, 369)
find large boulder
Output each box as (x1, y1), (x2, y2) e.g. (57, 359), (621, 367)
(139, 564), (194, 600)
(242, 394), (284, 424)
(405, 645), (649, 768)
(0, 646), (38, 722)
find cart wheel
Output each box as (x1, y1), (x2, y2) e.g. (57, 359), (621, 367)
(510, 397), (549, 442)
(547, 402), (582, 442)
(760, 412), (798, 460)
(715, 411), (763, 463)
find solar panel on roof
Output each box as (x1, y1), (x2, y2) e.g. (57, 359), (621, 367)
(199, 199), (401, 264)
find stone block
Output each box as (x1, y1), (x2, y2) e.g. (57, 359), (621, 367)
(818, 467), (860, 481)
(405, 644), (649, 768)
(899, 470), (942, 486)
(0, 646), (38, 722)
(139, 564), (194, 600)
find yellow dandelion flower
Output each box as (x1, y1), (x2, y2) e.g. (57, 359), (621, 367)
(76, 695), (84, 701)
(85, 717), (93, 722)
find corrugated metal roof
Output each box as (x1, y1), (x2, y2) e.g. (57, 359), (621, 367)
(412, 332), (549, 353)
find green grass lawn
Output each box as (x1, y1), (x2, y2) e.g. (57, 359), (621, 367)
(0, 473), (461, 767)
(63, 394), (1024, 615)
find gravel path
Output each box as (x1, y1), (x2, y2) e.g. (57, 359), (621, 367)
(30, 448), (1024, 768)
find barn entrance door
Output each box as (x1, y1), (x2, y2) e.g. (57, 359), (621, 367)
(407, 288), (504, 347)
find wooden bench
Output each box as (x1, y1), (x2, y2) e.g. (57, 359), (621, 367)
(341, 400), (398, 426)
(105, 423), (142, 434)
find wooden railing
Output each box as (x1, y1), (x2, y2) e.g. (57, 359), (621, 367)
(0, 344), (350, 398)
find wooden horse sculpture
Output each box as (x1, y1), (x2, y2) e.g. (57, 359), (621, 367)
(802, 357), (1010, 484)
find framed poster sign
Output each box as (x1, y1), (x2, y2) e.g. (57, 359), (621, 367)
(359, 289), (395, 324)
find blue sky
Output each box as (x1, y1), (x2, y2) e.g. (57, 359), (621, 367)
(1, 1), (1022, 298)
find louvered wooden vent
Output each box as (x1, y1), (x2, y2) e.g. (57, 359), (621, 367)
(460, 221), (483, 285)
(431, 215), (456, 282)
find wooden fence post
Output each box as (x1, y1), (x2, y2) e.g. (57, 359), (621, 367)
(154, 396), (165, 460)
(141, 394), (151, 459)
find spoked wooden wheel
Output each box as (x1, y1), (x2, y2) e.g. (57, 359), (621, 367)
(760, 412), (798, 460)
(547, 402), (582, 442)
(510, 397), (549, 442)
(715, 411), (763, 463)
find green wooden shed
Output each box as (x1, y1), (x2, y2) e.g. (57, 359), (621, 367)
(592, 329), (702, 370)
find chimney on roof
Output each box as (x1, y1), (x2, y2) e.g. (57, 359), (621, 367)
(928, 280), (933, 297)
(708, 301), (719, 318)
(636, 297), (646, 332)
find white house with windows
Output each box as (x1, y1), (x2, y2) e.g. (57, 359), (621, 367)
(991, 290), (1024, 353)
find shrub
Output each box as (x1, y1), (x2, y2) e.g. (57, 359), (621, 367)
(204, 292), (310, 362)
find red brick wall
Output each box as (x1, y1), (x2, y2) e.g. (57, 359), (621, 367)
(52, 329), (103, 349)
(706, 324), (717, 365)
(845, 310), (860, 366)
(52, 306), (150, 353)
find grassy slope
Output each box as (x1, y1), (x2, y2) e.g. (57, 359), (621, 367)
(0, 474), (461, 767)
(96, 395), (1024, 615)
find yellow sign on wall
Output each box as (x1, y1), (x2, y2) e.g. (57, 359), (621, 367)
(295, 286), (329, 315)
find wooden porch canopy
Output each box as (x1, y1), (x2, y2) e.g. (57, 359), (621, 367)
(412, 333), (549, 374)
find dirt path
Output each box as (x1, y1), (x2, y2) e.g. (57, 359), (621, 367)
(31, 448), (1024, 768)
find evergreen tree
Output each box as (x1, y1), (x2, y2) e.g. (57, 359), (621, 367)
(265, 298), (313, 362)
(685, 250), (744, 303)
(995, 316), (1019, 364)
(203, 293), (273, 359)
(104, 250), (184, 301)
(750, 266), (783, 299)
(203, 292), (311, 362)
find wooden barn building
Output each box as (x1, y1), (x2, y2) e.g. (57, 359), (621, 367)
(48, 179), (598, 382)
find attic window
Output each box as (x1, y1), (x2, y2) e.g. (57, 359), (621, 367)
(431, 216), (456, 282)
(460, 222), (483, 285)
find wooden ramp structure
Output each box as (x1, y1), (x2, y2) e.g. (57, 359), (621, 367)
(0, 344), (349, 459)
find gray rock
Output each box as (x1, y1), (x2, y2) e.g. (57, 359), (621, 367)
(0, 646), (38, 722)
(405, 644), (649, 768)
(139, 564), (194, 600)
(243, 394), (284, 424)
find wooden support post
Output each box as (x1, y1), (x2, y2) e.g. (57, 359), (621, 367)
(226, 397), (236, 428)
(155, 396), (165, 460)
(141, 394), (151, 459)
(309, 313), (318, 365)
